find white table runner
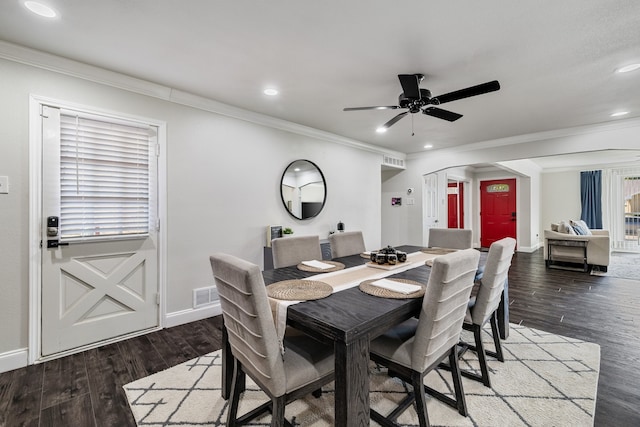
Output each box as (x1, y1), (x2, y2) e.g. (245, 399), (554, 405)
(270, 251), (438, 341)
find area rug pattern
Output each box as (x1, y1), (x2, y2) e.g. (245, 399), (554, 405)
(590, 251), (640, 280)
(124, 324), (599, 426)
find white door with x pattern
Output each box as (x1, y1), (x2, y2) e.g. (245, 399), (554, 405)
(40, 104), (160, 356)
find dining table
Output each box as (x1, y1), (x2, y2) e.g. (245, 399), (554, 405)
(220, 245), (507, 427)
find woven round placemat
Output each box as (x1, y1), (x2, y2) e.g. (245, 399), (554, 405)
(359, 278), (426, 299)
(296, 260), (345, 272)
(420, 247), (458, 255)
(266, 280), (333, 301)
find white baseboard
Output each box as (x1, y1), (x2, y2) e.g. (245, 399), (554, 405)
(518, 242), (542, 253)
(0, 348), (29, 374)
(1, 306), (222, 374)
(165, 303), (222, 329)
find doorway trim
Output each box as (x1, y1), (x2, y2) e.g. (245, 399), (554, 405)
(446, 174), (470, 229)
(28, 95), (168, 364)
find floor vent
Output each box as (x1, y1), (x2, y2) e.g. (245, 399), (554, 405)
(193, 286), (219, 308)
(383, 155), (405, 169)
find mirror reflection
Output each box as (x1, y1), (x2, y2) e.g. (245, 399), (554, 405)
(281, 160), (326, 220)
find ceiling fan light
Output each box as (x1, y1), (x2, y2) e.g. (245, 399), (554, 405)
(24, 1), (57, 18)
(376, 127), (387, 133)
(616, 63), (640, 73)
(263, 88), (278, 96)
(424, 144), (433, 149)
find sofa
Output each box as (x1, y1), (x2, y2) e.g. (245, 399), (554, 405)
(543, 221), (610, 271)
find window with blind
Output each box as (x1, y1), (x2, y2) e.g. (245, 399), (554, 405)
(59, 110), (155, 241)
(603, 166), (640, 252)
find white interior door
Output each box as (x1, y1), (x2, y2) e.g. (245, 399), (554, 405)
(40, 105), (159, 356)
(423, 173), (439, 245)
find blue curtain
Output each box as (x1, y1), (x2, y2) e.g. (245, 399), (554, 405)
(580, 170), (602, 229)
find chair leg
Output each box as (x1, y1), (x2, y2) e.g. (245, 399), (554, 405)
(473, 324), (492, 387)
(227, 358), (242, 427)
(270, 395), (286, 427)
(448, 346), (468, 417)
(489, 312), (504, 362)
(411, 371), (431, 427)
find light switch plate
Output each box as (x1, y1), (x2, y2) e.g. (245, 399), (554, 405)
(0, 176), (8, 194)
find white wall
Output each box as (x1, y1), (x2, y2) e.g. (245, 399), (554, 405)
(0, 56), (387, 364)
(540, 170), (582, 229)
(381, 169), (418, 247)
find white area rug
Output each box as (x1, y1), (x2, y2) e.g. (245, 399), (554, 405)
(591, 251), (640, 280)
(124, 324), (600, 426)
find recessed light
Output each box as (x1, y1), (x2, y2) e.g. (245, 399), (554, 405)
(424, 144), (433, 149)
(263, 88), (278, 96)
(24, 1), (57, 18)
(611, 111), (629, 117)
(376, 127), (387, 133)
(616, 63), (640, 73)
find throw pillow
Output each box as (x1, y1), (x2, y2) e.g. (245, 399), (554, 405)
(558, 220), (576, 235)
(571, 219), (593, 236)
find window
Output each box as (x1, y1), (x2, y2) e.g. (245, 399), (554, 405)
(623, 176), (640, 242)
(604, 167), (640, 251)
(58, 109), (156, 241)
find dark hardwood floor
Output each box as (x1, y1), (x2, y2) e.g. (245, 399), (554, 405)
(1, 249), (638, 426)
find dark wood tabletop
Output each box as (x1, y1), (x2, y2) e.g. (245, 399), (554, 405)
(263, 245), (429, 426)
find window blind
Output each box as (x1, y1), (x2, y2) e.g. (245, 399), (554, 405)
(603, 166), (640, 251)
(59, 111), (153, 241)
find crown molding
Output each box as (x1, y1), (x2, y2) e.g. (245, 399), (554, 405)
(0, 40), (172, 99)
(407, 116), (640, 160)
(167, 89), (406, 158)
(0, 40), (405, 159)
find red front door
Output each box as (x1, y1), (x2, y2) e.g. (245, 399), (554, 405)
(480, 178), (516, 248)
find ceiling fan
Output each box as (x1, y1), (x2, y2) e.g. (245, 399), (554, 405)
(343, 74), (500, 132)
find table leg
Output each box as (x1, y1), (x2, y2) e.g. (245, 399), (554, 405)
(334, 337), (370, 427)
(497, 278), (509, 340)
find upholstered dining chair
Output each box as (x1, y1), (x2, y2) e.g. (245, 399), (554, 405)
(427, 228), (473, 250)
(210, 253), (335, 427)
(460, 237), (516, 388)
(369, 248), (480, 427)
(328, 230), (366, 258)
(271, 235), (322, 269)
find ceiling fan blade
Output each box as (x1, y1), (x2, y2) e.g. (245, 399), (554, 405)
(398, 74), (421, 99)
(431, 80), (500, 105)
(343, 105), (400, 111)
(380, 111), (409, 130)
(423, 107), (463, 122)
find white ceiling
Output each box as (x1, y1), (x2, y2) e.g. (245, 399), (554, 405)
(1, 0), (640, 157)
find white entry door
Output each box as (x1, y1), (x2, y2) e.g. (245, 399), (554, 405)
(423, 173), (439, 245)
(40, 105), (160, 356)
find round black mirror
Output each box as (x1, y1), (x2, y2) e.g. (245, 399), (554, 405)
(280, 160), (326, 220)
